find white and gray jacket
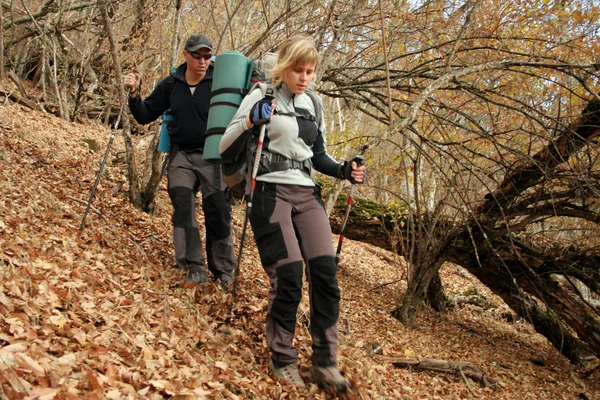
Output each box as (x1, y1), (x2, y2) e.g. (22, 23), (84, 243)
(220, 83), (343, 186)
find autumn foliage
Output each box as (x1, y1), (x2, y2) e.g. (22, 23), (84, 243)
(1, 78), (599, 400)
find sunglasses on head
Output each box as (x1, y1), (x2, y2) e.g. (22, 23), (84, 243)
(188, 51), (212, 60)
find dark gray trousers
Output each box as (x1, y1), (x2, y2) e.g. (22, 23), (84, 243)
(250, 182), (340, 367)
(167, 149), (235, 281)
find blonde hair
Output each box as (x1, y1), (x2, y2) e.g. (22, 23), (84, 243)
(270, 35), (319, 86)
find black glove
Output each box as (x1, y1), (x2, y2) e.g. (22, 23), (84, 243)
(249, 99), (273, 126)
(339, 161), (353, 181)
(339, 156), (365, 184)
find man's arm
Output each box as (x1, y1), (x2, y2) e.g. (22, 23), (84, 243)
(124, 73), (170, 125)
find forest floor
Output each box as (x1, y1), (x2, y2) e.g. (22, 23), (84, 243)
(1, 80), (600, 399)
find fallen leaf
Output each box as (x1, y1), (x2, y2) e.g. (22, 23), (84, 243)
(14, 352), (45, 376)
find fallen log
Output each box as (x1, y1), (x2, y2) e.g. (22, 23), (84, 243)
(0, 87), (40, 111)
(376, 355), (498, 389)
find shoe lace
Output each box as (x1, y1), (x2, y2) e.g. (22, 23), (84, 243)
(314, 366), (348, 385)
(277, 364), (305, 387)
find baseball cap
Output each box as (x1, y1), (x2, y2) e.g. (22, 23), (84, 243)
(185, 34), (213, 52)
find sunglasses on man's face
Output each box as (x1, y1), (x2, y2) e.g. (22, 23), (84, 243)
(188, 51), (213, 61)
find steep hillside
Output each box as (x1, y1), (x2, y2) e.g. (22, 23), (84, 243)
(1, 88), (599, 399)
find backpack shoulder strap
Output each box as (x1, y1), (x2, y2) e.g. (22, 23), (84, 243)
(163, 74), (176, 107)
(251, 82), (274, 101)
(305, 88), (323, 127)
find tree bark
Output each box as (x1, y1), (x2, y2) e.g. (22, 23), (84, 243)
(331, 95), (600, 361)
(98, 0), (141, 208)
(392, 250), (449, 327)
(426, 271), (447, 312)
(137, 0), (185, 213)
(0, 0), (4, 81)
(446, 235), (594, 363)
(334, 208), (596, 362)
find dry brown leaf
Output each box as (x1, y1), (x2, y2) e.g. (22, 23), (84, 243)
(13, 353), (45, 376)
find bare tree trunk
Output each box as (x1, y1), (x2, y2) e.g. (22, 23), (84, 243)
(337, 205), (597, 362)
(138, 0), (184, 212)
(40, 44), (47, 99)
(50, 40), (66, 119)
(426, 271), (447, 312)
(478, 99), (600, 219)
(392, 252), (448, 326)
(393, 97), (600, 356)
(169, 0), (183, 67)
(0, 0), (4, 80)
(98, 0), (141, 208)
(377, 0), (393, 124)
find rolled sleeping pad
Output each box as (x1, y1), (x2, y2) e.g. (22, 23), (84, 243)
(158, 67), (177, 153)
(203, 51), (252, 163)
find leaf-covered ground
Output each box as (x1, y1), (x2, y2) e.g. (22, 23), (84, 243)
(1, 84), (599, 399)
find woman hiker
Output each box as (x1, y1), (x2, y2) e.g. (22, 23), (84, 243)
(220, 35), (366, 393)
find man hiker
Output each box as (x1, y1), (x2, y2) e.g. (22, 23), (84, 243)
(124, 33), (235, 289)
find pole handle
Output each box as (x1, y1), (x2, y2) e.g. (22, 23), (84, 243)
(352, 145), (368, 167)
(352, 155), (364, 167)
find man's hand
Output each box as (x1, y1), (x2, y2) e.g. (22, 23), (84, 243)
(124, 72), (140, 98)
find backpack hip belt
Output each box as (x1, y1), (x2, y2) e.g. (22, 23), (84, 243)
(256, 151), (313, 177)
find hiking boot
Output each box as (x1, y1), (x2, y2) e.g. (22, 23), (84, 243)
(184, 269), (209, 285)
(310, 366), (351, 393)
(269, 360), (306, 390)
(218, 279), (230, 292)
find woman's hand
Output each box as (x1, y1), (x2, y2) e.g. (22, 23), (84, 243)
(340, 160), (366, 183)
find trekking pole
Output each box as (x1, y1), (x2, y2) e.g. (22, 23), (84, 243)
(228, 123), (267, 316)
(79, 91), (129, 231)
(336, 145), (368, 265)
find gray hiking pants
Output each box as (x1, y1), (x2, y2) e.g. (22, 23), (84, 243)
(249, 182), (340, 367)
(167, 148), (235, 282)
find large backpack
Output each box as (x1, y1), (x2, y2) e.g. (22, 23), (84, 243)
(206, 52), (323, 196)
(220, 82), (323, 196)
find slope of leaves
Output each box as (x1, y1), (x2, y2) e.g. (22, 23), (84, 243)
(1, 89), (599, 399)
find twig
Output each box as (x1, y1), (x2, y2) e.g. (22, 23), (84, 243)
(368, 278), (403, 292)
(68, 195), (108, 221)
(459, 364), (478, 398)
(367, 341), (386, 357)
(360, 242), (398, 264)
(114, 322), (139, 349)
(377, 356), (498, 389)
(126, 287), (160, 296)
(123, 229), (148, 262)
